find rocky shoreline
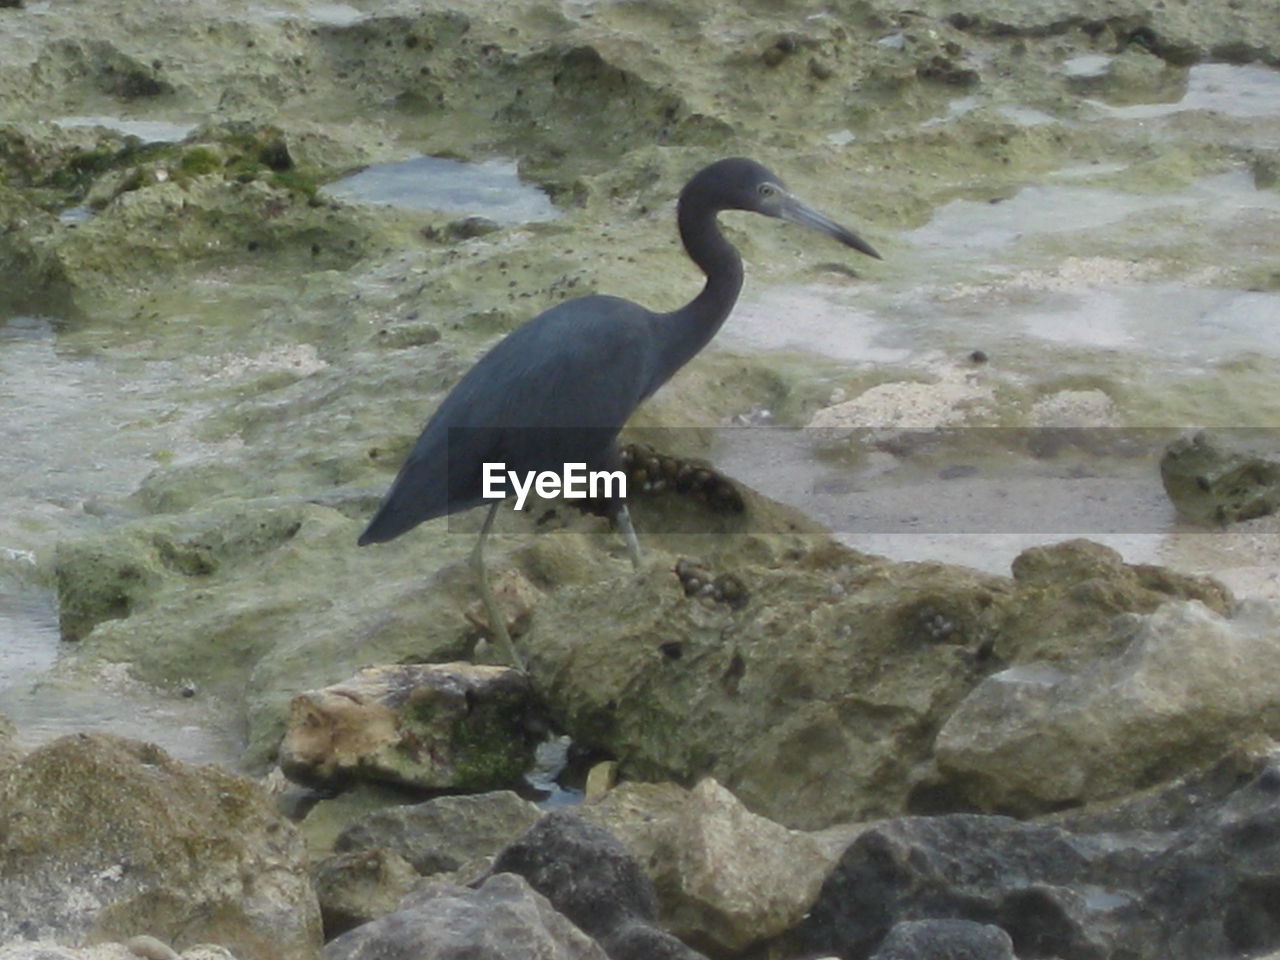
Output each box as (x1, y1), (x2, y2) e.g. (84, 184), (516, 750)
(2, 0), (1280, 957)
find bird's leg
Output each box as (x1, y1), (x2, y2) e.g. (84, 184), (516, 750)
(615, 502), (643, 571)
(470, 501), (523, 671)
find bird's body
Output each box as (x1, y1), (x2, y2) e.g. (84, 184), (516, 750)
(358, 157), (879, 665)
(358, 294), (658, 542)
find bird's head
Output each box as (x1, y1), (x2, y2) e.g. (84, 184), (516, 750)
(686, 157), (882, 260)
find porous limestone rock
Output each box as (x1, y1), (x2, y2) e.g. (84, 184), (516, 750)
(1161, 429), (1280, 525)
(0, 734), (320, 959)
(935, 600), (1280, 814)
(279, 662), (540, 792)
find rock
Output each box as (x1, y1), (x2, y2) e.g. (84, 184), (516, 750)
(464, 568), (544, 640)
(1002, 538), (1232, 664)
(279, 662), (540, 792)
(579, 778), (834, 953)
(871, 919), (1016, 960)
(0, 943), (233, 960)
(526, 538), (1230, 829)
(788, 746), (1280, 960)
(49, 498), (477, 770)
(1161, 429), (1280, 525)
(333, 789), (542, 875)
(0, 734), (320, 960)
(659, 778), (831, 953)
(311, 846), (419, 938)
(935, 600), (1280, 815)
(123, 936), (179, 960)
(489, 811), (706, 960)
(0, 713), (21, 770)
(322, 872), (609, 960)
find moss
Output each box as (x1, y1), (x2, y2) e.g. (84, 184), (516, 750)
(180, 147), (223, 177)
(269, 167), (320, 198)
(227, 158), (268, 183)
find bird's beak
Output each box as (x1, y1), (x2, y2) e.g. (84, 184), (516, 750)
(777, 192), (882, 260)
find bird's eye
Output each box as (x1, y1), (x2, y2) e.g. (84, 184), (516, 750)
(758, 182), (779, 200)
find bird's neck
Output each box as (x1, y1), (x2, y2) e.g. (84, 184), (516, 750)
(652, 196), (745, 378)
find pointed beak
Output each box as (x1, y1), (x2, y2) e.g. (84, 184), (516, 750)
(777, 192), (882, 260)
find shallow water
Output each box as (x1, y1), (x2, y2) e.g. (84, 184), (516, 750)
(0, 317), (241, 763)
(324, 155), (559, 225)
(0, 580), (242, 761)
(1096, 63), (1280, 121)
(720, 105), (1280, 580)
(51, 115), (199, 143)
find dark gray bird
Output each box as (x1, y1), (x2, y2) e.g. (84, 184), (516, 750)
(359, 157), (880, 667)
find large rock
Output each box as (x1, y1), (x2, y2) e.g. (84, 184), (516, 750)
(310, 846), (419, 939)
(525, 538), (1229, 829)
(870, 919), (1016, 960)
(279, 662), (540, 791)
(332, 790), (543, 876)
(0, 734), (321, 959)
(1161, 430), (1280, 525)
(322, 873), (608, 960)
(0, 944), (238, 960)
(935, 600), (1280, 815)
(584, 778), (831, 955)
(489, 811), (707, 960)
(787, 745), (1280, 959)
(315, 790), (543, 935)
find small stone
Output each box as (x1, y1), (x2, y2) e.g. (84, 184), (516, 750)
(871, 919), (1014, 960)
(585, 760), (618, 801)
(127, 935), (180, 960)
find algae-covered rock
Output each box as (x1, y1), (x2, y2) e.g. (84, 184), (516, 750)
(1001, 537), (1232, 663)
(935, 600), (1280, 815)
(1161, 429), (1280, 525)
(278, 663), (540, 792)
(0, 733), (320, 959)
(523, 536), (1232, 829)
(52, 498), (478, 768)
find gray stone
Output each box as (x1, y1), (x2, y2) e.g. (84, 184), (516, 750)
(490, 811), (707, 960)
(871, 919), (1015, 960)
(322, 873), (607, 960)
(333, 789), (542, 876)
(790, 748), (1280, 959)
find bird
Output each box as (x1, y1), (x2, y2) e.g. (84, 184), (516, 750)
(359, 157), (881, 668)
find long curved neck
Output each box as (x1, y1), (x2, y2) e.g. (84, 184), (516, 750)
(648, 190), (744, 387)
